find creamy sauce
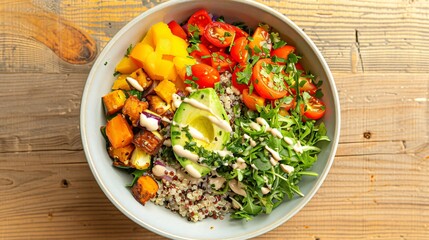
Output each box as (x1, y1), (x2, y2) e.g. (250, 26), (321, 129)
(293, 141), (303, 154)
(172, 93), (182, 109)
(283, 136), (294, 145)
(139, 113), (159, 131)
(208, 116), (232, 133)
(126, 77), (143, 91)
(185, 164), (202, 178)
(256, 117), (271, 131)
(269, 157), (278, 166)
(185, 86), (196, 93)
(243, 134), (257, 147)
(270, 128), (283, 139)
(249, 122), (261, 131)
(172, 145), (199, 162)
(172, 121), (208, 143)
(280, 164), (294, 174)
(261, 187), (270, 195)
(265, 146), (282, 161)
(232, 157), (247, 170)
(214, 149), (233, 157)
(183, 98), (212, 113)
(163, 139), (172, 147)
(209, 176), (226, 190)
(161, 117), (172, 124)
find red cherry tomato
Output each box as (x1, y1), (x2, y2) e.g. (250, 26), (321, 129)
(189, 43), (212, 65)
(230, 37), (249, 64)
(187, 9), (212, 34)
(271, 45), (295, 63)
(204, 22), (236, 48)
(201, 35), (225, 53)
(251, 59), (288, 100)
(302, 96), (326, 120)
(231, 66), (249, 93)
(231, 25), (249, 38)
(242, 89), (265, 111)
(291, 77), (318, 95)
(185, 64), (220, 89)
(248, 27), (271, 56)
(295, 62), (304, 71)
(210, 52), (236, 73)
(167, 20), (187, 40)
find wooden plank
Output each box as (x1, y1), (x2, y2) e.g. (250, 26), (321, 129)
(1, 0), (429, 73)
(1, 148), (428, 239)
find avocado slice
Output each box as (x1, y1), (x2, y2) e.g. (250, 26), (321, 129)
(171, 88), (231, 178)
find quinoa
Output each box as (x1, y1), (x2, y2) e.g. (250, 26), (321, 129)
(217, 71), (243, 123)
(150, 165), (232, 222)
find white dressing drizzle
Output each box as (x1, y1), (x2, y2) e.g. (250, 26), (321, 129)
(270, 128), (283, 139)
(265, 146), (282, 161)
(163, 139), (172, 147)
(172, 93), (182, 109)
(249, 122), (261, 131)
(139, 113), (159, 131)
(185, 164), (202, 178)
(172, 145), (199, 162)
(208, 116), (232, 133)
(183, 98), (212, 112)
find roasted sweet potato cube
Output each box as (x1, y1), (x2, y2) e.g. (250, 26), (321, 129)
(122, 96), (149, 127)
(147, 95), (170, 116)
(106, 114), (134, 149)
(129, 68), (152, 90)
(133, 130), (163, 155)
(102, 90), (127, 115)
(108, 144), (135, 165)
(112, 74), (131, 90)
(154, 79), (176, 103)
(132, 175), (158, 205)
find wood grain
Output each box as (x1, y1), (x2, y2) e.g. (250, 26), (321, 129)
(0, 0), (428, 239)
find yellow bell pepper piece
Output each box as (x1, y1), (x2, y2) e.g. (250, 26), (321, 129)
(112, 74), (131, 90)
(151, 22), (173, 45)
(141, 28), (154, 48)
(129, 42), (154, 68)
(115, 56), (139, 74)
(173, 56), (196, 80)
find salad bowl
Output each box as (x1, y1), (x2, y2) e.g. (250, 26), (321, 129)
(80, 0), (340, 239)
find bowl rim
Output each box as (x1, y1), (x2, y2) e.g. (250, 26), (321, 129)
(80, 0), (341, 239)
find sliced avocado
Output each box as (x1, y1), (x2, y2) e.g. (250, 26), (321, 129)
(171, 88), (231, 178)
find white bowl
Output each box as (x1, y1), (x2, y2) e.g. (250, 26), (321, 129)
(80, 0), (341, 239)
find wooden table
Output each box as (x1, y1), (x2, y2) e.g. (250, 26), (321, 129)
(1, 0), (428, 239)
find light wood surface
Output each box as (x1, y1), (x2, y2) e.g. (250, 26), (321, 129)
(1, 0), (428, 239)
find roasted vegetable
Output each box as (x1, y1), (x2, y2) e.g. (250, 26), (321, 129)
(122, 96), (149, 127)
(154, 79), (176, 103)
(131, 175), (159, 205)
(147, 95), (170, 116)
(102, 90), (127, 115)
(133, 130), (163, 155)
(106, 114), (134, 149)
(129, 68), (152, 90)
(130, 147), (151, 170)
(108, 144), (135, 165)
(112, 74), (131, 90)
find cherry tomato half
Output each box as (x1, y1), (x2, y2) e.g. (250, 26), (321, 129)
(242, 89), (265, 111)
(204, 22), (236, 48)
(251, 59), (288, 100)
(189, 43), (212, 65)
(271, 45), (295, 63)
(167, 20), (187, 40)
(231, 66), (249, 93)
(211, 52), (236, 73)
(187, 9), (212, 34)
(230, 36), (249, 64)
(185, 63), (220, 89)
(201, 35), (225, 53)
(248, 27), (271, 56)
(290, 77), (318, 95)
(302, 96), (326, 120)
(231, 25), (249, 38)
